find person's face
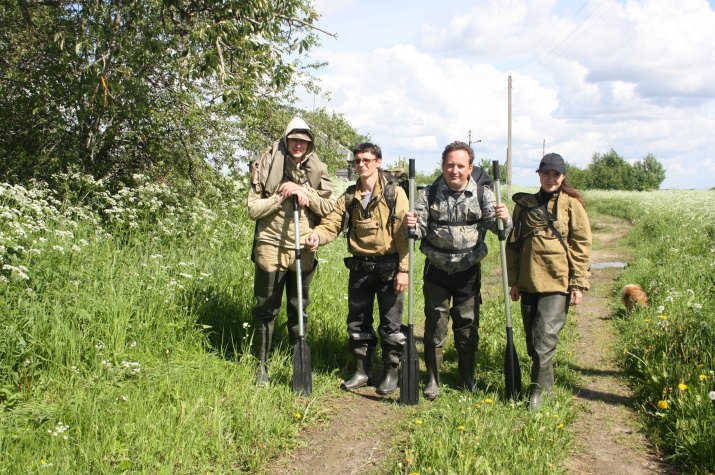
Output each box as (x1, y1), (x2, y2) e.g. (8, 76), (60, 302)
(538, 170), (565, 193)
(353, 152), (381, 180)
(287, 138), (310, 162)
(442, 150), (473, 190)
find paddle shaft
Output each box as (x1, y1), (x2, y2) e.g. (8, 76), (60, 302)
(292, 196), (305, 338)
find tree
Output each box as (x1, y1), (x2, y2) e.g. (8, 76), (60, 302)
(564, 162), (591, 190)
(587, 149), (634, 190)
(632, 153), (666, 190)
(0, 0), (327, 184)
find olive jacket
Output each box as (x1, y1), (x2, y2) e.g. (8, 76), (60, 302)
(506, 190), (591, 294)
(311, 173), (409, 273)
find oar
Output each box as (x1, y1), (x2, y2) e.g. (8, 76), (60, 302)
(400, 158), (420, 405)
(492, 160), (522, 401)
(292, 195), (312, 397)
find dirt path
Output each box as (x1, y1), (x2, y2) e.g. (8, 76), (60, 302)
(564, 215), (675, 474)
(268, 387), (405, 475)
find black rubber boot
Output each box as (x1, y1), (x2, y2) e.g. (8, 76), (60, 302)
(341, 341), (373, 390)
(423, 345), (443, 400)
(377, 340), (402, 395)
(529, 365), (554, 412)
(458, 351), (476, 392)
(254, 318), (274, 387)
(377, 363), (399, 395)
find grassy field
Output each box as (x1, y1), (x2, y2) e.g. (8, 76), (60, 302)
(586, 189), (715, 472)
(2, 173), (711, 473)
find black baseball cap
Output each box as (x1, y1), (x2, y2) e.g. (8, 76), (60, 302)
(538, 153), (565, 174)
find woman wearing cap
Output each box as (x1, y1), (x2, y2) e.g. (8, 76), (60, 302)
(505, 153), (592, 411)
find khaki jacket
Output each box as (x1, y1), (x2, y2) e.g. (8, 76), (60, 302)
(247, 118), (336, 251)
(506, 190), (591, 294)
(312, 173), (409, 273)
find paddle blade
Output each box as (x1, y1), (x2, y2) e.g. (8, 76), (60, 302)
(293, 337), (312, 397)
(399, 325), (420, 405)
(504, 327), (522, 401)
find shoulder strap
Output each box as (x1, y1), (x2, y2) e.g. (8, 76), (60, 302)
(534, 193), (568, 253)
(341, 184), (359, 236)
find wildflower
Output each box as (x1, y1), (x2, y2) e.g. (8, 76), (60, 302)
(657, 306), (664, 313)
(475, 404), (481, 408)
(678, 383), (688, 391)
(295, 413), (301, 419)
(709, 391), (715, 401)
(243, 322), (250, 329)
(474, 436), (479, 440)
(459, 426), (465, 431)
(558, 424), (564, 429)
(415, 420), (422, 424)
(657, 400), (668, 410)
(437, 441), (442, 445)
(644, 319), (650, 322)
(554, 414), (559, 418)
(658, 315), (668, 320)
(485, 398), (493, 403)
(700, 375), (707, 380)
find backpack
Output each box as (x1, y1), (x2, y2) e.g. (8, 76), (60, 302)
(341, 167), (409, 236)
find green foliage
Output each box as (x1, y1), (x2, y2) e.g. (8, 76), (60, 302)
(587, 189), (715, 471)
(566, 149), (666, 191)
(0, 0), (323, 183)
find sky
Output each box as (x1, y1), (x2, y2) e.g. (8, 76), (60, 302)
(299, 0), (715, 189)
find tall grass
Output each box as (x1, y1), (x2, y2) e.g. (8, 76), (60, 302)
(587, 189), (715, 472)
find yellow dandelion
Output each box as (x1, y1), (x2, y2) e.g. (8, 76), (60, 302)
(678, 383), (688, 391)
(558, 424), (564, 429)
(460, 454), (465, 459)
(700, 375), (707, 380)
(438, 441), (442, 445)
(659, 315), (668, 320)
(41, 460), (46, 465)
(644, 319), (650, 322)
(459, 426), (465, 431)
(554, 414), (559, 418)
(485, 398), (493, 403)
(474, 436), (479, 440)
(658, 400), (668, 409)
(475, 404), (481, 408)
(699, 363), (705, 368)
(415, 420), (422, 424)
(295, 413), (302, 419)
(406, 457), (412, 463)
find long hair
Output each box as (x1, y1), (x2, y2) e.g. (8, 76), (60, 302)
(560, 178), (586, 208)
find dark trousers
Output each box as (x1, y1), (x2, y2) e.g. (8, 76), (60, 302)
(422, 261), (481, 354)
(253, 262), (315, 344)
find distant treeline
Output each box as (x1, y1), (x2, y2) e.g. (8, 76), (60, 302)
(565, 149), (666, 191)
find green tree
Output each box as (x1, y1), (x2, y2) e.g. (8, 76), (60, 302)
(587, 149), (634, 190)
(0, 0), (325, 183)
(564, 162), (591, 190)
(632, 153), (666, 190)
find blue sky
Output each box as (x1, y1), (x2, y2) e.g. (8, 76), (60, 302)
(300, 0), (715, 189)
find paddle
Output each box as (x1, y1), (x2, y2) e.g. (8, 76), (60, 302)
(399, 158), (420, 405)
(492, 160), (522, 401)
(292, 195), (312, 397)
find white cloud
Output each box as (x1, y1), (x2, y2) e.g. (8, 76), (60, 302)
(306, 0), (715, 188)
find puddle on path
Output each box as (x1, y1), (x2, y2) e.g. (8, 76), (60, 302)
(591, 261), (627, 269)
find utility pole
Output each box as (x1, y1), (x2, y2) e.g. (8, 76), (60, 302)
(542, 139), (545, 158)
(468, 130), (481, 149)
(507, 75), (512, 198)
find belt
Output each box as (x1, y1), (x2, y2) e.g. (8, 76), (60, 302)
(350, 254), (398, 262)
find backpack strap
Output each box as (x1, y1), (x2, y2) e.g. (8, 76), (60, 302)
(533, 193), (569, 253)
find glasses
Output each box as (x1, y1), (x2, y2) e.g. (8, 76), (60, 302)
(350, 158), (379, 165)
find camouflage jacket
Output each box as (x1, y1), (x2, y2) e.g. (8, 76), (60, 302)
(413, 176), (512, 274)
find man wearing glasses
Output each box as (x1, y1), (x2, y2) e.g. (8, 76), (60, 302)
(248, 117), (336, 386)
(307, 143), (408, 395)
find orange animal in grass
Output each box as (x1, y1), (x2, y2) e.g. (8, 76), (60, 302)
(621, 284), (649, 311)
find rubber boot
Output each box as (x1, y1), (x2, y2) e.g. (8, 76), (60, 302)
(529, 365), (554, 412)
(254, 318), (274, 387)
(423, 345), (443, 400)
(458, 351), (476, 392)
(377, 340), (403, 395)
(341, 342), (373, 390)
